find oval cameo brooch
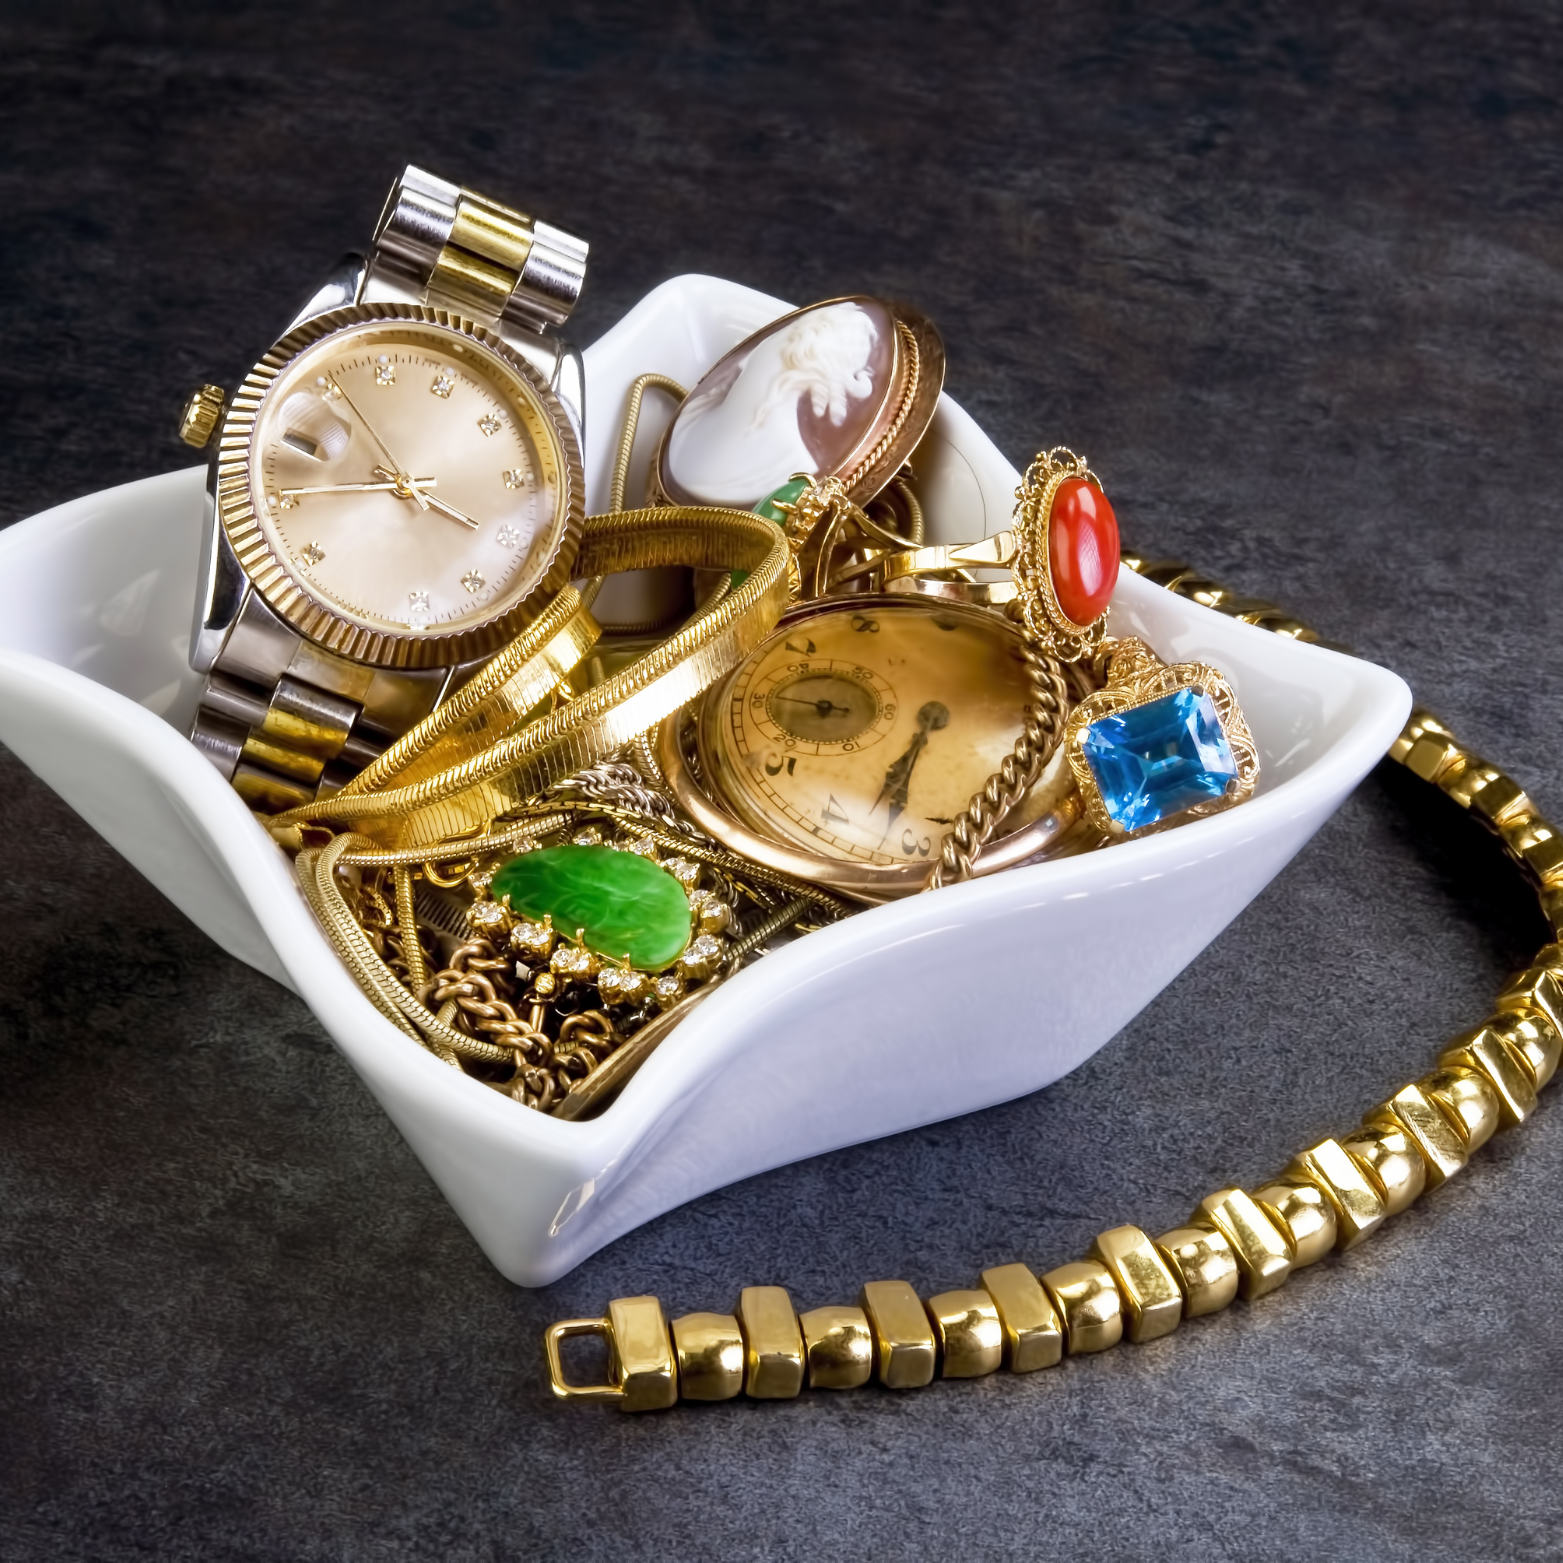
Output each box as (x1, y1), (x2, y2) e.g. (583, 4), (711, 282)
(650, 296), (945, 511)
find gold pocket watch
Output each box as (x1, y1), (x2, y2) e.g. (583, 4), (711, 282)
(658, 594), (1084, 901)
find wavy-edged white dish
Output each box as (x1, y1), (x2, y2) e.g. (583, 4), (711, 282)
(0, 275), (1411, 1285)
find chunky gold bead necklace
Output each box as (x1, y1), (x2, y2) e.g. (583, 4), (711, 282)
(545, 551), (1563, 1411)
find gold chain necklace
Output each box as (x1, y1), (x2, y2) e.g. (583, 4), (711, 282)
(544, 550), (1563, 1410)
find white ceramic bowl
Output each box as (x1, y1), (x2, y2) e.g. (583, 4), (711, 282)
(0, 275), (1410, 1285)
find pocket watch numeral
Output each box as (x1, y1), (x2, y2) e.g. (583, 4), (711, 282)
(850, 614), (879, 633)
(901, 830), (932, 858)
(822, 795), (849, 827)
(478, 414), (501, 436)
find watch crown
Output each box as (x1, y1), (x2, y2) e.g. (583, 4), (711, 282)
(178, 383), (226, 449)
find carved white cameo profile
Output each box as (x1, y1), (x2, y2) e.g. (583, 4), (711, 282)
(655, 296), (944, 510)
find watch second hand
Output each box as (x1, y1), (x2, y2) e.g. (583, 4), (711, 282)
(328, 377), (430, 510)
(370, 465), (480, 530)
(773, 696), (855, 717)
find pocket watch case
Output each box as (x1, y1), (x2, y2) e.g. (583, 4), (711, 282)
(0, 274), (1411, 1285)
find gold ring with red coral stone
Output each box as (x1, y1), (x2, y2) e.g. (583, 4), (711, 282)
(880, 446), (1259, 842)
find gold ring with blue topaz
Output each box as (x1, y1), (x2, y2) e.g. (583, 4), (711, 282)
(1063, 638), (1259, 840)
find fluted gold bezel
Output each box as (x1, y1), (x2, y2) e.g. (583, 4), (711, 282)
(215, 302), (585, 670)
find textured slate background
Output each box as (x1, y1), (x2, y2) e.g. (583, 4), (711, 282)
(3, 4), (1562, 1558)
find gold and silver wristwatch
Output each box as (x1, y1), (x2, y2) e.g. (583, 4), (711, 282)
(178, 164), (590, 814)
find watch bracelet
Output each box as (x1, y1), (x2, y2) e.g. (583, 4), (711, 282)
(545, 550), (1563, 1410)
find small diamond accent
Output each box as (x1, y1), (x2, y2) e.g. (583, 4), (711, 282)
(374, 359), (396, 386)
(299, 542), (325, 566)
(460, 570), (485, 594)
(502, 468), (527, 489)
(430, 369), (456, 398)
(477, 413), (501, 436)
(495, 524), (521, 548)
(279, 493), (298, 510)
(407, 590), (430, 612)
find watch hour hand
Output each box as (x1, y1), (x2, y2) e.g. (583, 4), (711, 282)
(420, 492), (480, 531)
(280, 477), (437, 498)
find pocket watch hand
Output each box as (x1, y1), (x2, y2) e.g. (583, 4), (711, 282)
(873, 700), (950, 827)
(370, 465), (479, 530)
(330, 378), (430, 510)
(280, 478), (438, 498)
(772, 695), (855, 717)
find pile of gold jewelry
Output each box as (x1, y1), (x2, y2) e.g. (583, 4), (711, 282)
(278, 346), (1266, 1120)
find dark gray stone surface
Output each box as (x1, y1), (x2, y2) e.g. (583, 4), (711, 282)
(2, 4), (1561, 1558)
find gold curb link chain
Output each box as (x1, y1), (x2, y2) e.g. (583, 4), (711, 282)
(545, 549), (1563, 1410)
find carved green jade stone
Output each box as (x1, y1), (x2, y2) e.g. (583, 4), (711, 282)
(755, 476), (810, 526)
(489, 844), (693, 971)
(733, 477), (812, 589)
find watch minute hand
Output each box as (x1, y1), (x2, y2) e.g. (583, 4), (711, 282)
(873, 701), (951, 824)
(329, 378), (430, 511)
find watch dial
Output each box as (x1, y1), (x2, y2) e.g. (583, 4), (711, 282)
(713, 600), (1058, 866)
(250, 321), (566, 638)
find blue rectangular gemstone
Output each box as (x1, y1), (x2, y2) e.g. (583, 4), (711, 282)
(1081, 686), (1239, 834)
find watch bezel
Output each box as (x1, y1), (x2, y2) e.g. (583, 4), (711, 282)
(215, 302), (585, 670)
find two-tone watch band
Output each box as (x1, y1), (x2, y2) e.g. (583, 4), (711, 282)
(189, 591), (472, 815)
(361, 165), (588, 336)
(185, 165), (590, 815)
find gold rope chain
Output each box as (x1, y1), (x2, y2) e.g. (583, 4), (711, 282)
(545, 551), (1563, 1410)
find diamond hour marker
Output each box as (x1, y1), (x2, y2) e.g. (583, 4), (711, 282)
(460, 570), (485, 594)
(477, 414), (500, 436)
(300, 543), (325, 566)
(502, 468), (526, 489)
(495, 524), (521, 548)
(431, 369), (455, 398)
(375, 358), (395, 386)
(408, 590), (430, 612)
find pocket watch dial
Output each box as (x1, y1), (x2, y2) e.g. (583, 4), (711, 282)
(249, 320), (566, 638)
(712, 599), (1047, 867)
